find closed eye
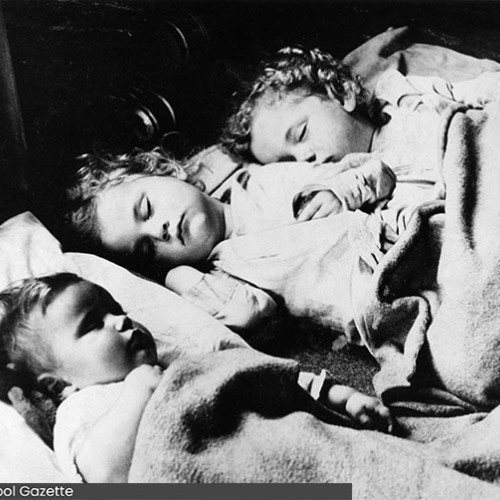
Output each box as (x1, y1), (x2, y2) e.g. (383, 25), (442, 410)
(139, 195), (153, 222)
(296, 122), (307, 143)
(79, 313), (104, 336)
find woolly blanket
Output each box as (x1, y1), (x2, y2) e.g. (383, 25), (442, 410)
(128, 347), (499, 498)
(345, 100), (500, 489)
(353, 101), (500, 410)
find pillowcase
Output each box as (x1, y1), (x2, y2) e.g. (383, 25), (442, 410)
(67, 252), (249, 365)
(0, 401), (68, 482)
(0, 211), (76, 290)
(342, 26), (500, 94)
(0, 211), (248, 482)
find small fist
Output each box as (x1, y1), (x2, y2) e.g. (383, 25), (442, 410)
(124, 364), (163, 396)
(293, 187), (343, 221)
(345, 392), (393, 433)
(358, 158), (396, 202)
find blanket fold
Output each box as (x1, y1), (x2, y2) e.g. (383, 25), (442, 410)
(354, 102), (500, 409)
(129, 348), (499, 498)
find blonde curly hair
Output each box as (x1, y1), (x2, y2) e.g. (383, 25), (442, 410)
(66, 148), (203, 251)
(220, 46), (373, 162)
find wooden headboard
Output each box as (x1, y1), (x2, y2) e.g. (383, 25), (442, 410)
(0, 2), (27, 223)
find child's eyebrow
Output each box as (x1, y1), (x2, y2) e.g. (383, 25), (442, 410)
(74, 287), (124, 318)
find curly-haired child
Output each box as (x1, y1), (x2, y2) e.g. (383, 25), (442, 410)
(66, 148), (395, 335)
(221, 45), (500, 220)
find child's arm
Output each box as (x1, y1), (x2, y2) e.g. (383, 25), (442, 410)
(294, 157), (396, 221)
(75, 365), (162, 483)
(165, 265), (206, 295)
(166, 266), (277, 331)
(298, 370), (392, 432)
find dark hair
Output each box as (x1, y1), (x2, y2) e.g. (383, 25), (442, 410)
(65, 147), (204, 252)
(0, 273), (84, 384)
(220, 46), (372, 162)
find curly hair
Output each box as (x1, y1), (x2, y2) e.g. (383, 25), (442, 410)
(220, 46), (372, 162)
(65, 147), (204, 251)
(0, 273), (84, 386)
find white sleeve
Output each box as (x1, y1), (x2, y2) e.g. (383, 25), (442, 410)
(53, 383), (122, 482)
(181, 268), (277, 331)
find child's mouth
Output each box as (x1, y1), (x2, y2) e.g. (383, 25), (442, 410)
(177, 214), (185, 245)
(127, 329), (152, 355)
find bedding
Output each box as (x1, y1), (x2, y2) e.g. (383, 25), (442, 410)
(343, 26), (500, 93)
(353, 101), (500, 409)
(2, 28), (500, 492)
(128, 347), (500, 498)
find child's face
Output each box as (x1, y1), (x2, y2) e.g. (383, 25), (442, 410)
(36, 280), (158, 388)
(250, 91), (372, 165)
(95, 175), (227, 268)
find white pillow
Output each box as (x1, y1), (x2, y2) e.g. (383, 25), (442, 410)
(66, 252), (248, 365)
(0, 212), (77, 290)
(0, 401), (68, 482)
(0, 212), (248, 481)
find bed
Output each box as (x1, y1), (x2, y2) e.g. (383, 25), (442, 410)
(2, 24), (500, 499)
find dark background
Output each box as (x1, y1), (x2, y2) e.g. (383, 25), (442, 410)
(2, 0), (500, 390)
(2, 0), (500, 237)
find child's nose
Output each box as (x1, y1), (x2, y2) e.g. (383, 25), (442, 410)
(296, 148), (316, 163)
(109, 314), (133, 332)
(161, 222), (169, 241)
(144, 220), (169, 241)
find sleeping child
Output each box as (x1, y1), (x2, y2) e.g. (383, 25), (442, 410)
(0, 273), (393, 482)
(66, 148), (396, 337)
(220, 45), (500, 230)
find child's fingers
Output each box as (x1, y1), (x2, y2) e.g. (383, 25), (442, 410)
(296, 191), (342, 221)
(310, 204), (337, 220)
(361, 403), (393, 433)
(292, 190), (317, 218)
(345, 393), (393, 433)
(296, 198), (322, 221)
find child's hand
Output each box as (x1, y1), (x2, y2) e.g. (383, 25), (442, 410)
(344, 392), (393, 433)
(123, 364), (163, 400)
(293, 186), (343, 221)
(358, 158), (396, 202)
(325, 384), (393, 433)
(165, 266), (205, 295)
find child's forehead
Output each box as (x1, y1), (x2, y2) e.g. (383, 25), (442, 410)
(49, 281), (118, 314)
(259, 87), (309, 106)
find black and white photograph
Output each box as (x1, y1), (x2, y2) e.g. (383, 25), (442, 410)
(2, 0), (500, 498)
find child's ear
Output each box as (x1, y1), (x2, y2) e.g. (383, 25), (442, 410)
(341, 81), (358, 113)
